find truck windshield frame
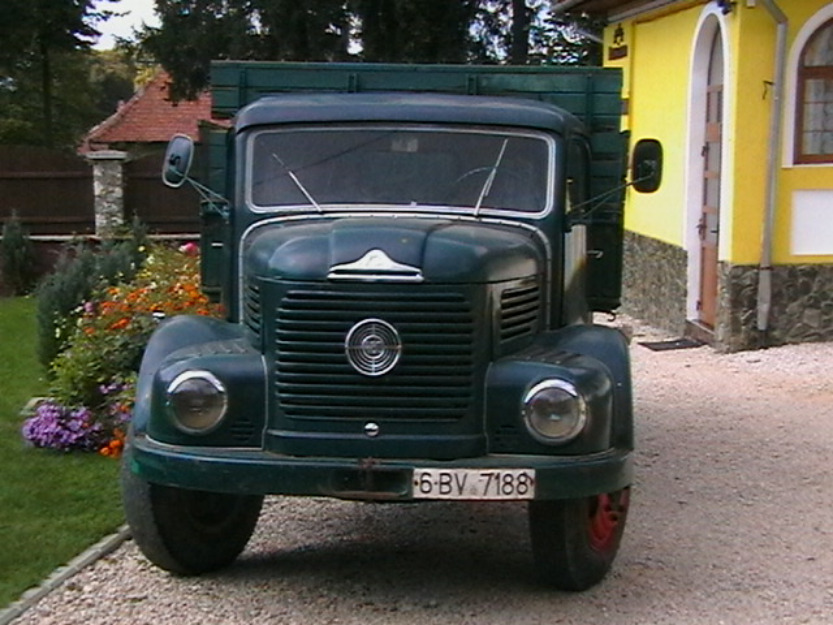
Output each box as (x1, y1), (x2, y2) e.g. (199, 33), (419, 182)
(245, 123), (556, 219)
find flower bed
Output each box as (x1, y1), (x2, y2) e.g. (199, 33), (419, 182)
(22, 242), (221, 456)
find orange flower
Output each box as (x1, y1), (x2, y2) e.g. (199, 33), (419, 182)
(109, 318), (130, 331)
(99, 435), (124, 459)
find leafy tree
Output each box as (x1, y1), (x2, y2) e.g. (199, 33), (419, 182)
(140, 0), (257, 101)
(253, 0), (351, 63)
(89, 50), (138, 121)
(536, 9), (603, 66)
(0, 0), (116, 147)
(139, 0), (603, 101)
(140, 0), (352, 100)
(0, 47), (138, 148)
(141, 0), (479, 98)
(471, 1), (601, 66)
(353, 0), (478, 63)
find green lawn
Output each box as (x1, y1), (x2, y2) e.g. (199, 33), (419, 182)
(0, 297), (124, 608)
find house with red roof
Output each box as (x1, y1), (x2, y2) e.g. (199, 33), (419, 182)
(81, 70), (222, 154)
(78, 70), (228, 237)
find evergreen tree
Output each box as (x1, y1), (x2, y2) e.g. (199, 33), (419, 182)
(140, 0), (352, 100)
(138, 0), (603, 101)
(0, 0), (114, 146)
(354, 0), (478, 63)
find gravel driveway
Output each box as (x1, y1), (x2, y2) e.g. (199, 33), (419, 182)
(13, 321), (833, 625)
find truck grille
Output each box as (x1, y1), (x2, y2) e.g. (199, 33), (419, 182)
(274, 287), (475, 421)
(500, 282), (541, 342)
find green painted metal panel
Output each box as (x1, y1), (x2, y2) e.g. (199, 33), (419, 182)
(198, 124), (228, 195)
(210, 61), (623, 119)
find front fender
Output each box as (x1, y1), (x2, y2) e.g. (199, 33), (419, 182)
(132, 315), (260, 439)
(486, 324), (632, 454)
(544, 324), (632, 450)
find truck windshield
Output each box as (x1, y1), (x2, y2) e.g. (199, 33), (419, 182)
(247, 125), (553, 215)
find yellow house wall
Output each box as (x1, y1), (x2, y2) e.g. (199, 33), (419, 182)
(731, 5), (773, 265)
(729, 1), (833, 265)
(776, 1), (833, 265)
(606, 0), (833, 266)
(606, 6), (704, 248)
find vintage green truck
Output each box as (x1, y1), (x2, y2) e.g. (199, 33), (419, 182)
(122, 61), (662, 591)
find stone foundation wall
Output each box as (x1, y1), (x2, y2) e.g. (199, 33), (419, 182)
(718, 263), (833, 351)
(620, 231), (833, 351)
(621, 231), (688, 335)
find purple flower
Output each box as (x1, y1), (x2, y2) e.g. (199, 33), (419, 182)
(21, 401), (106, 452)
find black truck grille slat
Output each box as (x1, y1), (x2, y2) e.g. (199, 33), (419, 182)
(244, 282), (262, 337)
(275, 288), (475, 421)
(500, 283), (541, 342)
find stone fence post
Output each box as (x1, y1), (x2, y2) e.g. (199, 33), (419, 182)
(86, 150), (127, 239)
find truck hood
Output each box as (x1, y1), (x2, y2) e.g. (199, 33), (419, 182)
(243, 217), (545, 283)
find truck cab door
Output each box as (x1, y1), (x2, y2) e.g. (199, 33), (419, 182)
(198, 125), (232, 303)
(584, 132), (628, 314)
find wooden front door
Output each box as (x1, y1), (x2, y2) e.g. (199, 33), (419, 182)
(698, 30), (723, 327)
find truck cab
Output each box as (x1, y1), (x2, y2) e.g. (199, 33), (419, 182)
(122, 63), (661, 591)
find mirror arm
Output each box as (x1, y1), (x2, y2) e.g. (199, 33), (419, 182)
(567, 174), (653, 226)
(186, 178), (230, 220)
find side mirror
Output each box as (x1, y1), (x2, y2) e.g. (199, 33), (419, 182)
(631, 139), (663, 193)
(162, 134), (195, 188)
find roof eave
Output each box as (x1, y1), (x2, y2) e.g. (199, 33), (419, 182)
(554, 0), (693, 22)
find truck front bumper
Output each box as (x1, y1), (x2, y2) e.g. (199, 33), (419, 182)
(128, 435), (632, 501)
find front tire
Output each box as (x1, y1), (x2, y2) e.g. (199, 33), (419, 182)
(529, 488), (630, 591)
(121, 460), (263, 575)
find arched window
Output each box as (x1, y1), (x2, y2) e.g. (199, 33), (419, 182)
(796, 19), (833, 163)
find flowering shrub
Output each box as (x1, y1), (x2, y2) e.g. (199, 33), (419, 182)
(22, 402), (106, 452)
(49, 244), (220, 410)
(35, 220), (148, 369)
(23, 242), (221, 456)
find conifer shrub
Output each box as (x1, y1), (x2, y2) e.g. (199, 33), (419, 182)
(0, 212), (36, 295)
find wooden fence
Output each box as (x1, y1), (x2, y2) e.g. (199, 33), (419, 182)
(0, 145), (202, 294)
(0, 145), (201, 237)
(125, 151), (202, 234)
(0, 146), (95, 236)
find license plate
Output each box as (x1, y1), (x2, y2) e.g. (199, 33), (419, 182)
(412, 468), (536, 500)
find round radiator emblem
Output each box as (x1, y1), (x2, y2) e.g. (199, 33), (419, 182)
(345, 318), (402, 377)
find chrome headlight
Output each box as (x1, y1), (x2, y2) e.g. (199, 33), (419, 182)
(522, 379), (587, 444)
(166, 371), (228, 434)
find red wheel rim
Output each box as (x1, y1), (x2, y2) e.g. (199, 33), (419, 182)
(588, 489), (629, 552)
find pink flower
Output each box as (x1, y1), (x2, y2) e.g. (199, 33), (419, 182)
(178, 242), (199, 256)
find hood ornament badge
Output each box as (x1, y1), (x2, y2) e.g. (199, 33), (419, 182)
(328, 249), (423, 282)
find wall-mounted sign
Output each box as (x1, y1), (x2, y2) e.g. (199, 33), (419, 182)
(608, 24), (628, 61)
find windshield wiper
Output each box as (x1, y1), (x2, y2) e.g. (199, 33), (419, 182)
(272, 153), (321, 212)
(474, 138), (509, 216)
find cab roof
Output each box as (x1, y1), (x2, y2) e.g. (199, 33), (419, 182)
(234, 92), (583, 135)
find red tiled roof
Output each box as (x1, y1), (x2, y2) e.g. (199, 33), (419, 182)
(82, 71), (224, 152)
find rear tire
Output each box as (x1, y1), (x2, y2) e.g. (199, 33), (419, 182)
(529, 487), (630, 591)
(121, 459), (263, 575)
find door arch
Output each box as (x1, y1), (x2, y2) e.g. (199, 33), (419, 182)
(685, 10), (730, 332)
